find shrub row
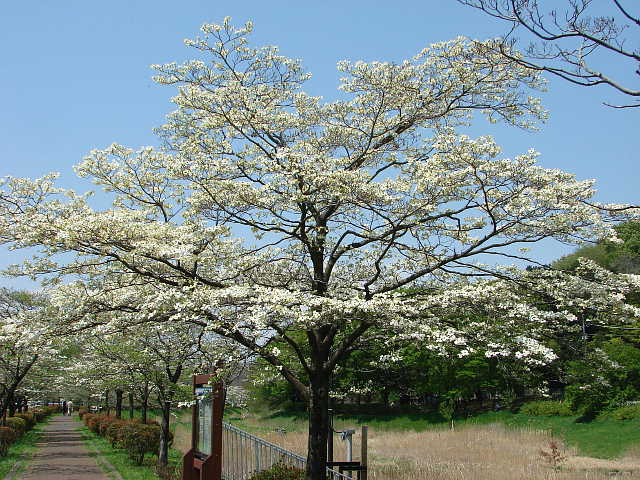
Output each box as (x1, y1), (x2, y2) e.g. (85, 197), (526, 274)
(520, 400), (640, 419)
(0, 406), (58, 456)
(520, 400), (573, 417)
(600, 403), (640, 421)
(82, 413), (172, 465)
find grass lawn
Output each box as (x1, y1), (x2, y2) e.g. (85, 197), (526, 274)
(223, 406), (640, 460)
(0, 416), (52, 479)
(79, 425), (182, 480)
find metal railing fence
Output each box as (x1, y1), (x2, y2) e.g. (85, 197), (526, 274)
(222, 422), (352, 480)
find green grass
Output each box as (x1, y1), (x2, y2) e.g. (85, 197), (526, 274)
(79, 425), (182, 480)
(224, 406), (640, 460)
(0, 415), (52, 479)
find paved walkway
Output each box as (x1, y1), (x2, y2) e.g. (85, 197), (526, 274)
(18, 415), (115, 480)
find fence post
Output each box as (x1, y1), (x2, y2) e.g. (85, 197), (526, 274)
(360, 425), (368, 480)
(255, 442), (261, 472)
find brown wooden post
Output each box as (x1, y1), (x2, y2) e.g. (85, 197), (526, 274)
(360, 425), (368, 480)
(208, 381), (224, 480)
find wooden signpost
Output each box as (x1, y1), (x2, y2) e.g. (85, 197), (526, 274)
(182, 374), (225, 480)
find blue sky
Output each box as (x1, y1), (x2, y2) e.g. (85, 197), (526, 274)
(0, 1), (636, 290)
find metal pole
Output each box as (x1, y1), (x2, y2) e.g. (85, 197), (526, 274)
(191, 376), (198, 451)
(328, 408), (334, 464)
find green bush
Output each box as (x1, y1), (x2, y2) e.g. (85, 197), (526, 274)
(82, 413), (94, 426)
(119, 423), (161, 465)
(32, 409), (47, 422)
(98, 416), (120, 437)
(520, 400), (573, 417)
(247, 462), (305, 480)
(5, 417), (27, 437)
(14, 413), (36, 430)
(0, 427), (17, 457)
(603, 403), (640, 420)
(86, 414), (106, 434)
(105, 420), (128, 447)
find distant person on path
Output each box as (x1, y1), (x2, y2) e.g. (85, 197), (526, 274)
(62, 400), (67, 415)
(67, 400), (73, 416)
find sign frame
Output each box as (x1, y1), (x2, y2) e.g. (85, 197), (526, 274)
(182, 374), (225, 480)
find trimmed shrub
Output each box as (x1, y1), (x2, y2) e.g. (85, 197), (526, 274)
(247, 462), (305, 480)
(5, 417), (27, 437)
(78, 407), (88, 419)
(14, 413), (36, 431)
(0, 427), (17, 457)
(520, 400), (573, 416)
(120, 423), (161, 465)
(32, 410), (47, 422)
(105, 420), (128, 447)
(98, 416), (120, 437)
(603, 403), (640, 420)
(86, 414), (105, 434)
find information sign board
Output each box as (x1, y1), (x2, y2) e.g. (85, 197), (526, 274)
(196, 386), (212, 456)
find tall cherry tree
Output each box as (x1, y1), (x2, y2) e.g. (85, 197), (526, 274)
(1, 19), (637, 479)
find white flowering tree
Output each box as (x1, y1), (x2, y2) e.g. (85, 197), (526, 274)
(1, 19), (637, 478)
(0, 288), (59, 419)
(51, 293), (243, 468)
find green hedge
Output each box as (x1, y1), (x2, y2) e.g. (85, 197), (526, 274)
(520, 400), (573, 416)
(0, 406), (56, 457)
(82, 413), (170, 465)
(4, 418), (27, 437)
(601, 403), (640, 420)
(14, 413), (36, 431)
(0, 427), (17, 457)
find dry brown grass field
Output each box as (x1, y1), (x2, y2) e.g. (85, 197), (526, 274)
(169, 412), (640, 479)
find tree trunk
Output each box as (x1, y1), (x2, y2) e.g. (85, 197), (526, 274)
(0, 398), (9, 425)
(381, 389), (390, 408)
(7, 393), (15, 417)
(306, 374), (330, 480)
(141, 384), (149, 424)
(158, 400), (171, 468)
(115, 389), (123, 419)
(128, 392), (134, 420)
(104, 390), (110, 416)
